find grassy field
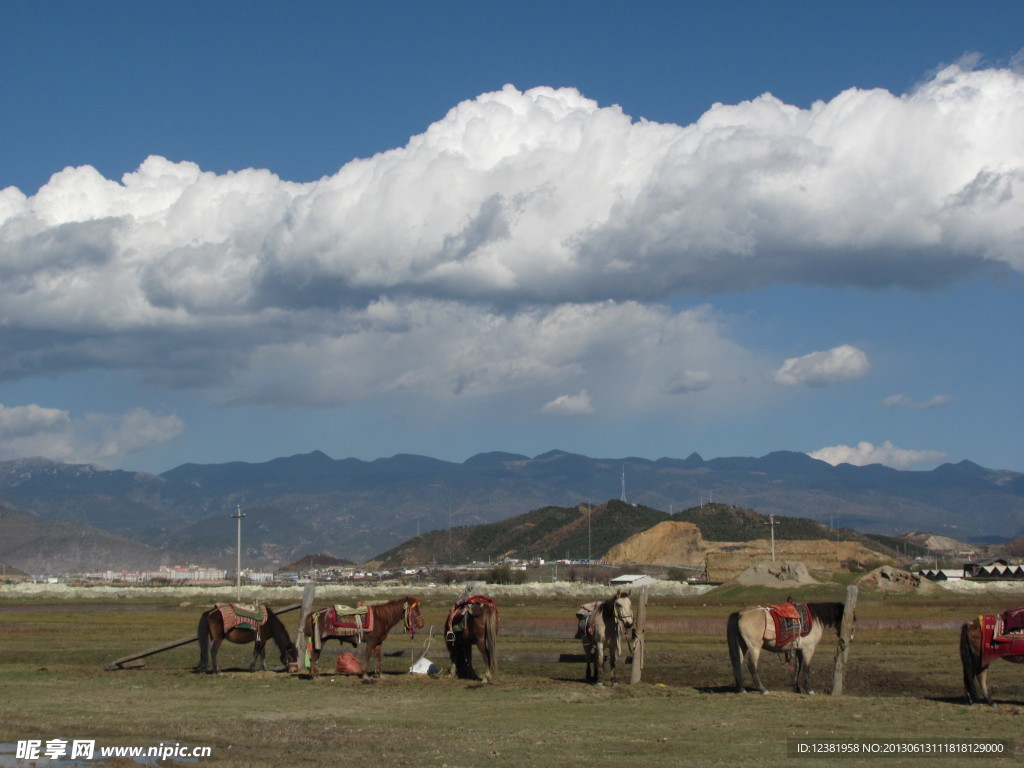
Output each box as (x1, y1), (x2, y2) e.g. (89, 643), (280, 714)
(2, 584), (1024, 767)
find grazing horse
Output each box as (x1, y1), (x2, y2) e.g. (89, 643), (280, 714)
(578, 590), (634, 686)
(196, 602), (297, 674)
(960, 607), (1024, 705)
(303, 596), (424, 680)
(445, 594), (499, 683)
(727, 601), (845, 694)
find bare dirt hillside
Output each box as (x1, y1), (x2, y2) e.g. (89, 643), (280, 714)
(902, 531), (976, 552)
(604, 521), (708, 563)
(605, 519), (894, 581)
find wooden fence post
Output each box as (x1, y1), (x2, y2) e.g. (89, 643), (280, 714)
(831, 584), (858, 695)
(292, 580), (317, 672)
(629, 586), (648, 684)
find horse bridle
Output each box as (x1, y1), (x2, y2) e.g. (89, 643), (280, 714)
(403, 600), (421, 637)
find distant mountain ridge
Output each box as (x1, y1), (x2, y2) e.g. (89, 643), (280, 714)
(0, 449), (1021, 571)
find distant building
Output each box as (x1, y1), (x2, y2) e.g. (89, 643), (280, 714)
(610, 574), (655, 587)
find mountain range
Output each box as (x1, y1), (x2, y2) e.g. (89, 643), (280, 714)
(0, 449), (1021, 572)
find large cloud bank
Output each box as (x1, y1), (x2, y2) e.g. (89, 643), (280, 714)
(0, 62), (1021, 428)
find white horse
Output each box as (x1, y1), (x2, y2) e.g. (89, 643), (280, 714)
(579, 590), (634, 686)
(727, 601), (845, 694)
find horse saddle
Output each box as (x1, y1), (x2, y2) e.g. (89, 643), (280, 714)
(767, 602), (812, 648)
(979, 613), (1024, 668)
(325, 604), (372, 633)
(575, 601), (600, 639)
(215, 602), (268, 633)
(447, 595), (496, 634)
(1001, 606), (1024, 634)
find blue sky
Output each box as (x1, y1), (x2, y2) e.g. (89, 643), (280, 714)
(1, 1), (1022, 474)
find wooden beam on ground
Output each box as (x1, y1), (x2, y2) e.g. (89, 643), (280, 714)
(830, 585), (858, 695)
(629, 586), (648, 684)
(103, 601), (302, 670)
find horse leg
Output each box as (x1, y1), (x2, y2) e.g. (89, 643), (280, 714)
(448, 638), (459, 679)
(477, 634), (491, 683)
(209, 639), (222, 674)
(593, 641), (605, 686)
(979, 665), (993, 706)
(250, 640), (266, 672)
(791, 648), (809, 694)
(746, 646), (768, 694)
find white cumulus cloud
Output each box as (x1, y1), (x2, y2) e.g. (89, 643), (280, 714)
(0, 61), (1019, 415)
(809, 440), (948, 470)
(773, 344), (870, 387)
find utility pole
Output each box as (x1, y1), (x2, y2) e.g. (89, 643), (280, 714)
(765, 514), (779, 562)
(232, 506), (245, 600)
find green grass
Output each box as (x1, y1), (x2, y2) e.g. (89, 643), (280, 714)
(2, 588), (1023, 767)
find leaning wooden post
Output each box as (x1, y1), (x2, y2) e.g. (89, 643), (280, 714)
(292, 580), (317, 673)
(831, 585), (858, 695)
(629, 587), (648, 684)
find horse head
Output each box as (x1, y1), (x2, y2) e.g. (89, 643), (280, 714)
(404, 597), (425, 635)
(611, 590), (634, 631)
(266, 607), (299, 667)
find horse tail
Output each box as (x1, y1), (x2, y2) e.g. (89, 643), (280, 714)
(960, 621), (982, 704)
(727, 611), (746, 690)
(197, 610), (212, 671)
(485, 607), (498, 675)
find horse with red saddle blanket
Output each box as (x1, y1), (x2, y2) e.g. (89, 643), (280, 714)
(960, 606), (1024, 705)
(445, 594), (499, 683)
(727, 601), (846, 694)
(196, 602), (297, 674)
(302, 596), (424, 681)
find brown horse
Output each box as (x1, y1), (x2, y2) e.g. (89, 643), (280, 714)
(303, 596), (424, 680)
(445, 595), (499, 683)
(727, 601), (845, 694)
(960, 609), (1024, 705)
(578, 590), (634, 686)
(196, 603), (297, 674)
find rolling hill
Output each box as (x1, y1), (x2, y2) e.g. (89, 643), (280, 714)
(367, 499), (922, 570)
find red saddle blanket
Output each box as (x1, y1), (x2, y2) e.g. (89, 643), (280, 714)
(768, 603), (813, 648)
(323, 606), (373, 635)
(215, 603), (268, 634)
(979, 612), (1024, 668)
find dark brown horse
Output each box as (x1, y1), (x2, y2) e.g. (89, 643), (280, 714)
(303, 596), (424, 680)
(196, 603), (297, 674)
(445, 595), (499, 683)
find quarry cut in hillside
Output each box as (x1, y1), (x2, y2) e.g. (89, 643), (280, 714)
(605, 519), (894, 581)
